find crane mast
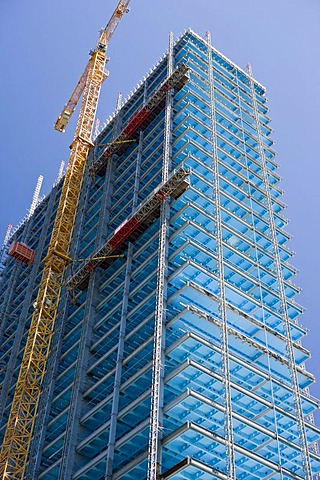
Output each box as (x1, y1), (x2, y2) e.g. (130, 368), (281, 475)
(0, 1), (130, 478)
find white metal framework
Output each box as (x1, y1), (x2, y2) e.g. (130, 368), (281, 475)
(206, 31), (236, 479)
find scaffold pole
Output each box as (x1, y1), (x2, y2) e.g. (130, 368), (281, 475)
(28, 175), (43, 219)
(247, 62), (312, 479)
(147, 31), (174, 480)
(206, 30), (236, 479)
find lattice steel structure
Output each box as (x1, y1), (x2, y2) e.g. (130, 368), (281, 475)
(0, 30), (320, 480)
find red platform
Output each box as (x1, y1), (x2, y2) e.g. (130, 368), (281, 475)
(8, 241), (35, 266)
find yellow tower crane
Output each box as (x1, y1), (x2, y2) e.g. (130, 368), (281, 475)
(0, 1), (130, 477)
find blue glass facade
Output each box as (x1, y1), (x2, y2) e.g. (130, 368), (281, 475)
(0, 30), (319, 479)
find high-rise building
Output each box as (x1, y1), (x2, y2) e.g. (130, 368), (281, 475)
(0, 30), (320, 480)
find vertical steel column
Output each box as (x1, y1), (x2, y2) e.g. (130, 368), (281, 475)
(1, 224), (12, 250)
(0, 273), (23, 431)
(0, 224), (12, 265)
(132, 131), (143, 210)
(105, 125), (142, 478)
(147, 31), (174, 480)
(101, 159), (116, 242)
(105, 242), (133, 480)
(26, 293), (69, 479)
(28, 175), (44, 219)
(69, 167), (92, 263)
(304, 397), (320, 460)
(143, 80), (148, 106)
(54, 161), (65, 187)
(58, 159), (115, 480)
(206, 31), (236, 479)
(112, 93), (124, 141)
(0, 262), (23, 347)
(58, 271), (102, 480)
(115, 92), (123, 112)
(235, 70), (284, 477)
(247, 63), (312, 479)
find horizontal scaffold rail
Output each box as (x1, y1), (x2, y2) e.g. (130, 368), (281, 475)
(69, 167), (189, 290)
(92, 63), (189, 176)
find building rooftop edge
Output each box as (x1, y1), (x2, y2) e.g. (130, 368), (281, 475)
(185, 28), (266, 91)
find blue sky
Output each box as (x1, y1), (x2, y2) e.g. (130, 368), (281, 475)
(1, 1), (320, 418)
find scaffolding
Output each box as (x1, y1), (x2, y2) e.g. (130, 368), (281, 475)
(0, 29), (319, 480)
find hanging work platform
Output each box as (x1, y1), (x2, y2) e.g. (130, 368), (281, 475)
(69, 167), (189, 290)
(92, 63), (189, 177)
(8, 242), (35, 266)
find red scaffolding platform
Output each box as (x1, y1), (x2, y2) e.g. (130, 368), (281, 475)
(8, 242), (35, 266)
(69, 167), (189, 290)
(92, 63), (189, 176)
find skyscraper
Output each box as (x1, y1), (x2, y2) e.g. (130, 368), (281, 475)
(0, 29), (319, 479)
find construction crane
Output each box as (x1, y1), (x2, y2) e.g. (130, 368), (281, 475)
(0, 1), (130, 478)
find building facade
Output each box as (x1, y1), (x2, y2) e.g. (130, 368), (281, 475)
(0, 30), (320, 479)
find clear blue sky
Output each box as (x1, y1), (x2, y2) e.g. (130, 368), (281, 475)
(1, 1), (319, 418)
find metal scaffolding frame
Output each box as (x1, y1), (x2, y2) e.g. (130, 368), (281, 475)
(206, 31), (236, 479)
(105, 242), (133, 479)
(247, 63), (312, 479)
(233, 67), (285, 477)
(0, 30), (319, 480)
(148, 31), (174, 480)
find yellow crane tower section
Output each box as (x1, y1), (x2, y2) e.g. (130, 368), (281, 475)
(0, 1), (130, 478)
